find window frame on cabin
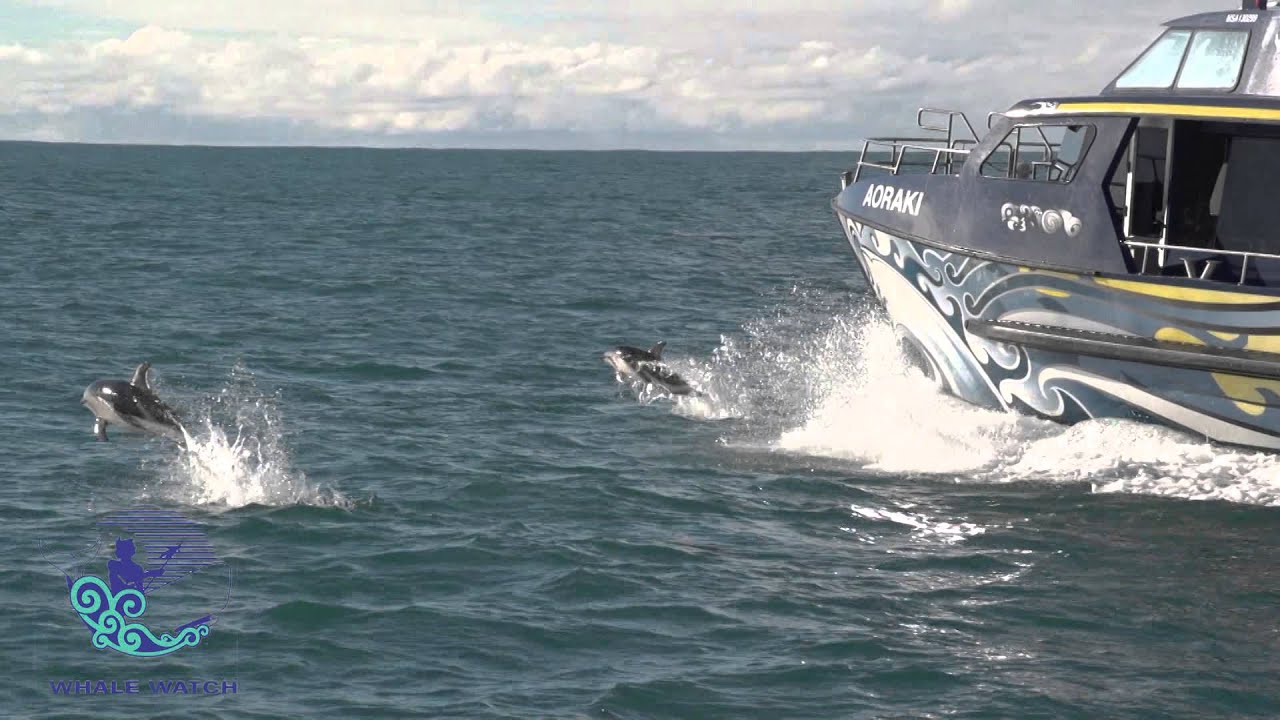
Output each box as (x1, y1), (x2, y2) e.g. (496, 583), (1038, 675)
(979, 123), (1097, 184)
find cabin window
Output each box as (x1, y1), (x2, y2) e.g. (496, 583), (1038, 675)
(1115, 30), (1191, 89)
(1115, 28), (1249, 91)
(980, 124), (1095, 183)
(1176, 31), (1249, 90)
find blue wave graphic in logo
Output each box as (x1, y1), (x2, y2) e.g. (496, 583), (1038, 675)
(69, 575), (210, 657)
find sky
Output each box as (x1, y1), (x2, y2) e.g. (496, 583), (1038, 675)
(0, 1), (1226, 149)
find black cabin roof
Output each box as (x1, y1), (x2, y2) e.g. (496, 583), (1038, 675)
(1002, 5), (1280, 122)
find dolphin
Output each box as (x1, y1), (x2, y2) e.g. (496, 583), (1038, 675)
(81, 362), (187, 446)
(603, 341), (703, 397)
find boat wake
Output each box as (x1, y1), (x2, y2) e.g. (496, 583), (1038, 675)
(671, 290), (1280, 506)
(142, 364), (348, 510)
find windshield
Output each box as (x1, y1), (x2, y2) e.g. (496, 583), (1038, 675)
(1116, 30), (1192, 88)
(1177, 31), (1249, 89)
(1115, 28), (1249, 90)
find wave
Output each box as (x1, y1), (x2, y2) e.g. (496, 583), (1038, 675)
(648, 290), (1280, 507)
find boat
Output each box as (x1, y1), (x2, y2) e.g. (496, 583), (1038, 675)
(831, 1), (1280, 450)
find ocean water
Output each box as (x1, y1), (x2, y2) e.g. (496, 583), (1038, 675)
(3, 142), (1280, 719)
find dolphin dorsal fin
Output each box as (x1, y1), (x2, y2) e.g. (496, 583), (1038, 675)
(130, 362), (152, 390)
(649, 341), (666, 359)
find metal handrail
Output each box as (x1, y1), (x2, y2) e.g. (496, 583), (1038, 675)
(866, 135), (952, 144)
(1030, 126), (1055, 164)
(906, 145), (970, 175)
(850, 141), (971, 185)
(849, 108), (981, 185)
(1124, 239), (1280, 286)
(917, 108), (980, 149)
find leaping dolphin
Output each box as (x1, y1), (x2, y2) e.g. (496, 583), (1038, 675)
(603, 341), (703, 397)
(81, 362), (186, 446)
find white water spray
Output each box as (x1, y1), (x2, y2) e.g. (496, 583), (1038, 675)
(668, 292), (1280, 506)
(145, 364), (347, 509)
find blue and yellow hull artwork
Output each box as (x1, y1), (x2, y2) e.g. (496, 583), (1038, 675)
(838, 216), (1280, 451)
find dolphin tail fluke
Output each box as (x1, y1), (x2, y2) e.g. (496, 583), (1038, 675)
(130, 362), (152, 390)
(649, 341), (667, 359)
(94, 419), (108, 442)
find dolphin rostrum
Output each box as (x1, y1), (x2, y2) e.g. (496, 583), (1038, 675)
(81, 362), (187, 446)
(603, 341), (703, 397)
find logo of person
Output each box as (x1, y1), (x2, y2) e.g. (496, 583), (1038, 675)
(50, 507), (230, 658)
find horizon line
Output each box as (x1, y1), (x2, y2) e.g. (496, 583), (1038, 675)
(0, 137), (856, 154)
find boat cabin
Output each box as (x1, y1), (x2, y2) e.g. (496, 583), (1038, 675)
(842, 1), (1280, 288)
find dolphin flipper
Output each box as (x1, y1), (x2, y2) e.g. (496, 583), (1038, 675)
(130, 362), (152, 391)
(94, 418), (108, 442)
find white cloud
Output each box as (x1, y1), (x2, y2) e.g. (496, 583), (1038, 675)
(1, 1), (1218, 148)
(21, 0), (504, 43)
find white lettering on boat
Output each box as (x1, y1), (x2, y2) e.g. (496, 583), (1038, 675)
(861, 184), (924, 217)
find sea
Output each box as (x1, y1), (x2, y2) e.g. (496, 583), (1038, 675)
(2, 142), (1279, 719)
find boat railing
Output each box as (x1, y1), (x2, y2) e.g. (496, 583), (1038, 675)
(1125, 239), (1280, 286)
(843, 108), (982, 187)
(917, 108), (980, 148)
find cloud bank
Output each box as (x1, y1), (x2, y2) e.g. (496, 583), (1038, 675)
(1, 1), (1219, 149)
